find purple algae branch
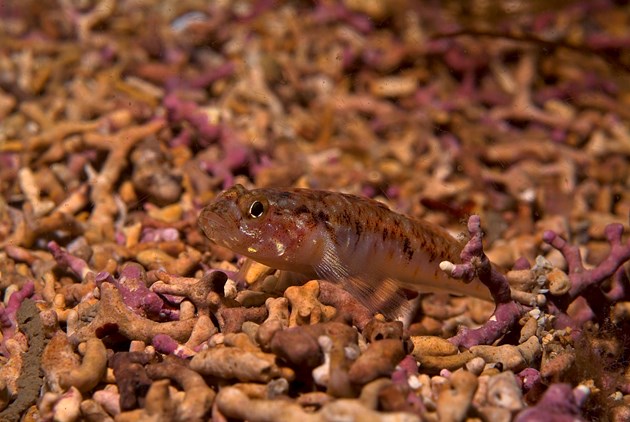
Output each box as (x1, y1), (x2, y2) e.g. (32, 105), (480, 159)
(440, 214), (630, 349)
(440, 215), (527, 349)
(542, 221), (630, 309)
(0, 281), (35, 347)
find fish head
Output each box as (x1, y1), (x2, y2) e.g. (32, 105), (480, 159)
(198, 184), (324, 272)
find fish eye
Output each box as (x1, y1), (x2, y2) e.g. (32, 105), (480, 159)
(248, 200), (265, 218)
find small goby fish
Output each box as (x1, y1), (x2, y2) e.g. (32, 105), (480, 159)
(199, 184), (492, 316)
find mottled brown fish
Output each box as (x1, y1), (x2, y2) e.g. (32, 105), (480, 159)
(199, 184), (492, 316)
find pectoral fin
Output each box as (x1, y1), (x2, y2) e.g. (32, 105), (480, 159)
(314, 239), (414, 319)
(341, 276), (415, 319)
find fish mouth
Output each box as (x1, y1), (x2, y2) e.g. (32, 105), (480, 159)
(198, 203), (237, 243)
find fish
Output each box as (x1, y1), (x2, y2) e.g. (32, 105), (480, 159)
(198, 184), (492, 317)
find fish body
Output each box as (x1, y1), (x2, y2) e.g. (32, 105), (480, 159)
(199, 184), (492, 315)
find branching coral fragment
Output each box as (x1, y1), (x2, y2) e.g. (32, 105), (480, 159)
(48, 241), (92, 280)
(318, 281), (373, 330)
(348, 339), (406, 385)
(543, 221), (630, 309)
(0, 281), (35, 345)
(59, 338), (108, 393)
(97, 262), (164, 318)
(146, 359), (215, 422)
(70, 282), (195, 344)
(256, 297), (290, 350)
(514, 383), (589, 422)
(285, 280), (337, 327)
(190, 345), (284, 383)
(441, 215), (527, 348)
(436, 369), (478, 422)
(111, 351), (154, 411)
(150, 270), (228, 317)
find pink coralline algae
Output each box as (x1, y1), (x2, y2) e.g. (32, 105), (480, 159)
(515, 383), (589, 422)
(0, 282), (35, 346)
(441, 215), (526, 349)
(2, 0), (630, 420)
(95, 263), (165, 319)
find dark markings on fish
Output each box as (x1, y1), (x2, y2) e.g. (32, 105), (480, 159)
(316, 210), (329, 223)
(295, 204), (309, 214)
(402, 236), (414, 261)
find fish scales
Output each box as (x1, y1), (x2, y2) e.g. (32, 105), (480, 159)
(199, 184), (492, 316)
